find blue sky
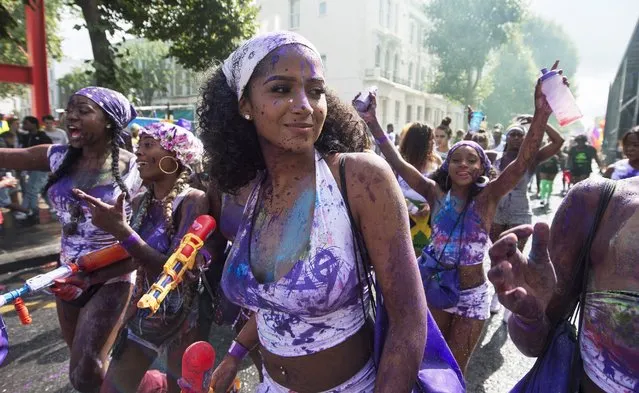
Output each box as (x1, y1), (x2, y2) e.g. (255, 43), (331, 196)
(54, 1), (639, 124)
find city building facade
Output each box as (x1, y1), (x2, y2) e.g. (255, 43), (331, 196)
(257, 0), (465, 131)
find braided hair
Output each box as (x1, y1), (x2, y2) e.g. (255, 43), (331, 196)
(162, 169), (191, 240)
(110, 135), (130, 201)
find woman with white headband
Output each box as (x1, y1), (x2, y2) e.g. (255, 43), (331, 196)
(198, 31), (427, 392)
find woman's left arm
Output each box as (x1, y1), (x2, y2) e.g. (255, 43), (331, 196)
(534, 123), (565, 163)
(485, 83), (552, 201)
(342, 153), (427, 393)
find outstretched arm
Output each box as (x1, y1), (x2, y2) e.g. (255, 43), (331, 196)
(0, 145), (51, 171)
(486, 62), (568, 201)
(354, 94), (441, 206)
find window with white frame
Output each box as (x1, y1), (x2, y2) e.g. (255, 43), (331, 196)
(386, 0), (391, 28)
(406, 105), (412, 122)
(290, 0), (300, 29)
(408, 62), (413, 82)
(395, 100), (401, 125)
(319, 1), (327, 16)
(384, 49), (391, 72)
(375, 46), (381, 67)
(417, 106), (422, 121)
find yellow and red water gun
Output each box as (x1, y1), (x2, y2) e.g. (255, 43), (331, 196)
(137, 215), (217, 316)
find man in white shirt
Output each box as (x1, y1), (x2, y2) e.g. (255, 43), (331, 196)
(42, 114), (69, 145)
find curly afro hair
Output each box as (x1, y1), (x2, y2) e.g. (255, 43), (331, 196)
(198, 64), (370, 194)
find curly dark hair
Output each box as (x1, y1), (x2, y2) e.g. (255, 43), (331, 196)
(198, 64), (369, 194)
(399, 122), (435, 172)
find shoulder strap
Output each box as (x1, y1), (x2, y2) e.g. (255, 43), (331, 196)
(569, 179), (616, 391)
(338, 155), (377, 314)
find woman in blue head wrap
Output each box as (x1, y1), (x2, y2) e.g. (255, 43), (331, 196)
(355, 63), (570, 373)
(0, 86), (143, 391)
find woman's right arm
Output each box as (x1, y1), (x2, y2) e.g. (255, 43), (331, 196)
(355, 96), (440, 205)
(211, 314), (259, 391)
(488, 179), (605, 356)
(0, 145), (51, 171)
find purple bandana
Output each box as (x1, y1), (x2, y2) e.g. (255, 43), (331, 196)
(74, 87), (137, 130)
(139, 122), (203, 168)
(441, 141), (492, 176)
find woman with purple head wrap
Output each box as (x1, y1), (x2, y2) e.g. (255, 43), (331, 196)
(72, 122), (209, 393)
(355, 63), (569, 373)
(0, 86), (143, 391)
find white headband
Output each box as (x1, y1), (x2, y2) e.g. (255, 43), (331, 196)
(221, 31), (322, 101)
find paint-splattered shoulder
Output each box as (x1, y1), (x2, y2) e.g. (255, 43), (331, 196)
(552, 177), (611, 240)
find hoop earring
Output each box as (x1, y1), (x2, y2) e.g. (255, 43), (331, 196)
(159, 156), (179, 175)
(475, 176), (489, 188)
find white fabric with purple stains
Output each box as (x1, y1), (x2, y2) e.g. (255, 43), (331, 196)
(222, 152), (371, 357)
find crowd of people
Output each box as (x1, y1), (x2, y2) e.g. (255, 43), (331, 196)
(0, 30), (637, 393)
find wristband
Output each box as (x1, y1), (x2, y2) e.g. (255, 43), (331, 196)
(511, 313), (543, 332)
(375, 135), (389, 145)
(228, 340), (250, 361)
(120, 232), (143, 251)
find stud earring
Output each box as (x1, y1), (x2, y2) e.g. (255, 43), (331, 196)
(243, 114), (251, 120)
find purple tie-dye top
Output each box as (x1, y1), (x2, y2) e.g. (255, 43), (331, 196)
(47, 144), (143, 283)
(610, 159), (639, 180)
(222, 152), (370, 357)
(431, 192), (489, 267)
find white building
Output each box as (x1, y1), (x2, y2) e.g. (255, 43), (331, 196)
(256, 0), (465, 131)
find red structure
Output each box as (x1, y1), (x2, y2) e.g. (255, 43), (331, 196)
(0, 0), (50, 119)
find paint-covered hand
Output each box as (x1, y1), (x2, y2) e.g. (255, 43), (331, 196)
(488, 223), (557, 322)
(352, 91), (378, 125)
(72, 189), (131, 240)
(209, 355), (240, 393)
(50, 274), (90, 301)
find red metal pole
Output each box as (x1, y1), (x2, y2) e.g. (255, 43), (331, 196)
(25, 0), (50, 120)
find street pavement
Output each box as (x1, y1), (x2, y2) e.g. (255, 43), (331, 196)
(0, 183), (567, 393)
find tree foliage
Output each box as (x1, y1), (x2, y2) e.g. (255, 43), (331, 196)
(425, 0), (525, 106)
(482, 33), (538, 126)
(0, 0), (63, 98)
(57, 64), (95, 105)
(118, 40), (176, 105)
(70, 0), (257, 90)
(522, 16), (579, 79)
(482, 15), (580, 127)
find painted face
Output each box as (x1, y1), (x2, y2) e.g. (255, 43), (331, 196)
(240, 44), (327, 154)
(506, 129), (525, 151)
(448, 146), (484, 186)
(623, 133), (639, 161)
(65, 95), (110, 149)
(435, 128), (449, 147)
(136, 135), (178, 181)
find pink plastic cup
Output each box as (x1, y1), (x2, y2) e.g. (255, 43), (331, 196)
(540, 68), (582, 127)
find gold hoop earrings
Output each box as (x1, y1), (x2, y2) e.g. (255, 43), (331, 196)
(159, 156), (179, 175)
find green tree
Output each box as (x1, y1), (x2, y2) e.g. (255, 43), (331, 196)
(71, 0), (257, 90)
(425, 0), (525, 106)
(522, 16), (579, 79)
(57, 64), (95, 105)
(482, 33), (538, 126)
(0, 0), (63, 98)
(118, 40), (174, 106)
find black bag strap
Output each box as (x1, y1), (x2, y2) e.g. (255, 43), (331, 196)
(569, 179), (616, 390)
(338, 155), (377, 316)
